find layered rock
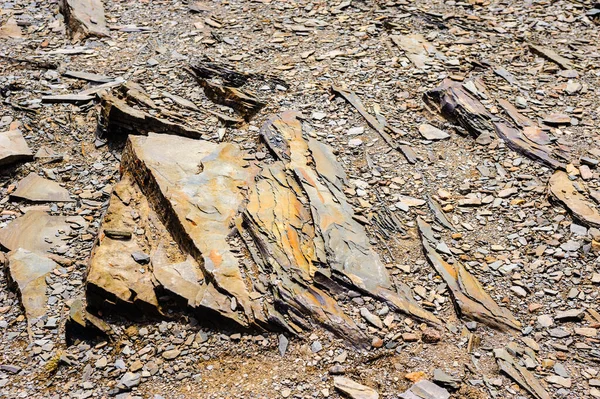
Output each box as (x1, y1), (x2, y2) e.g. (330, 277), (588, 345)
(87, 116), (440, 346)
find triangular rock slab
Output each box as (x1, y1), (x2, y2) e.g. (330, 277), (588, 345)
(418, 218), (521, 330)
(0, 211), (71, 254)
(5, 248), (57, 328)
(260, 111), (440, 326)
(11, 173), (73, 202)
(121, 133), (260, 323)
(86, 174), (246, 325)
(60, 0), (109, 40)
(0, 129), (33, 167)
(549, 170), (600, 228)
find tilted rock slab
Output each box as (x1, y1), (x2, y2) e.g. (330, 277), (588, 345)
(5, 248), (57, 331)
(259, 112), (440, 327)
(88, 117), (440, 346)
(417, 218), (521, 330)
(424, 78), (566, 170)
(0, 129), (33, 167)
(60, 0), (109, 40)
(549, 170), (600, 228)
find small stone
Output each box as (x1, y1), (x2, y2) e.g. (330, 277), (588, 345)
(360, 308), (383, 329)
(162, 349), (181, 360)
(575, 327), (597, 337)
(546, 375), (572, 388)
(119, 372), (141, 389)
(537, 314), (553, 328)
(311, 341), (322, 353)
(422, 328), (441, 343)
(405, 371), (426, 382)
(131, 251), (150, 264)
(333, 376), (379, 399)
(402, 333), (419, 342)
(418, 124), (450, 140)
(278, 334), (289, 356)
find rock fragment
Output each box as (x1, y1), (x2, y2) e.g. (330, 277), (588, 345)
(495, 347), (550, 399)
(60, 0), (109, 40)
(424, 79), (565, 170)
(399, 380), (450, 399)
(5, 248), (57, 329)
(549, 171), (600, 228)
(11, 173), (73, 202)
(418, 124), (450, 141)
(333, 376), (379, 399)
(0, 129), (33, 167)
(0, 211), (71, 254)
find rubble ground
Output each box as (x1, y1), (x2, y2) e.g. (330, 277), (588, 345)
(0, 0), (599, 398)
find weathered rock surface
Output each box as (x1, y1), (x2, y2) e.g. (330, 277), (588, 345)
(11, 173), (73, 202)
(60, 0), (109, 40)
(5, 248), (57, 328)
(0, 129), (32, 167)
(418, 218), (521, 330)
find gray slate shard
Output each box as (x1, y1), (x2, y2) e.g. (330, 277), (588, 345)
(0, 129), (33, 167)
(399, 380), (450, 399)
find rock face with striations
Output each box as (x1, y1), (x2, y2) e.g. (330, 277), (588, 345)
(86, 113), (440, 346)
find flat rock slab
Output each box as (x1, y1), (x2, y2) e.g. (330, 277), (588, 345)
(334, 376), (379, 399)
(549, 171), (600, 228)
(0, 129), (33, 167)
(11, 173), (73, 202)
(0, 211), (71, 254)
(60, 0), (109, 40)
(419, 124), (450, 141)
(391, 34), (441, 69)
(6, 248), (57, 326)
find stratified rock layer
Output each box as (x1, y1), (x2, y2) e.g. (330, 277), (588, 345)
(87, 117), (440, 346)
